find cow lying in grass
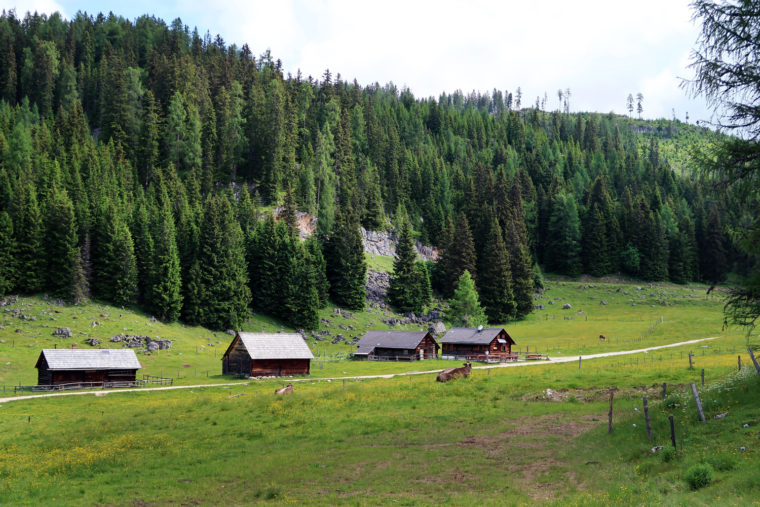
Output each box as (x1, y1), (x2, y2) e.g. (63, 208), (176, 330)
(599, 334), (606, 341)
(274, 383), (294, 395)
(436, 361), (472, 382)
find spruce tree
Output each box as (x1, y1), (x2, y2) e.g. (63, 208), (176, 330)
(388, 217), (430, 313)
(0, 211), (16, 296)
(283, 242), (320, 330)
(12, 180), (44, 293)
(305, 236), (330, 308)
(193, 195), (251, 330)
(478, 217), (515, 323)
(546, 192), (582, 276)
(506, 179), (535, 318)
(447, 270), (487, 327)
(324, 208), (366, 310)
(131, 191), (154, 306)
(702, 204), (727, 284)
(438, 213), (477, 297)
(45, 187), (79, 300)
(149, 199), (183, 322)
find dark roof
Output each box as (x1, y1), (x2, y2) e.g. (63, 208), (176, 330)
(440, 327), (515, 345)
(235, 333), (314, 360)
(37, 349), (142, 370)
(355, 330), (435, 356)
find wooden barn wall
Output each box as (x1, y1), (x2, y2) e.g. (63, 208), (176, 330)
(251, 359), (310, 376)
(223, 338), (252, 375)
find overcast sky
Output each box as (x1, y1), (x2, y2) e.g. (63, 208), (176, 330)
(3, 0), (714, 123)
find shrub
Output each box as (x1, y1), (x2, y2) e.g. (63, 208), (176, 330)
(663, 395), (681, 409)
(661, 447), (676, 463)
(684, 464), (714, 490)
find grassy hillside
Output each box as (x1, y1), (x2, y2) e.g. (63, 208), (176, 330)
(0, 276), (749, 388)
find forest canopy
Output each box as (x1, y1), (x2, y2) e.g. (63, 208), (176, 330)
(0, 10), (746, 329)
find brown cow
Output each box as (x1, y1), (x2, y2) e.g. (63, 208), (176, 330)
(436, 361), (472, 382)
(274, 383), (294, 395)
(599, 334), (606, 341)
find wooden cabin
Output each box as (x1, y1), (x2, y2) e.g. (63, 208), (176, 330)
(440, 327), (516, 362)
(222, 332), (314, 377)
(354, 330), (439, 361)
(35, 349), (141, 385)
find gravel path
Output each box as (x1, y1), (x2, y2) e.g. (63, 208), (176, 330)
(0, 336), (719, 404)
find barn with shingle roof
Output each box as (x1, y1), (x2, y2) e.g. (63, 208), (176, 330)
(222, 332), (314, 377)
(354, 330), (439, 360)
(35, 349), (142, 385)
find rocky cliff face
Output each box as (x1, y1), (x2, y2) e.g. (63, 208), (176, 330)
(360, 227), (438, 261)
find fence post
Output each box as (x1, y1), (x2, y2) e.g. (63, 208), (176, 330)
(690, 382), (706, 422)
(608, 388), (614, 433)
(688, 352), (693, 369)
(662, 382), (667, 400)
(748, 347), (760, 375)
(701, 368), (705, 387)
(738, 355), (742, 371)
(579, 356), (582, 370)
(668, 414), (676, 449)
(643, 396), (652, 440)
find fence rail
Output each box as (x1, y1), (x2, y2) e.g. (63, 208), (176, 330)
(14, 380), (147, 393)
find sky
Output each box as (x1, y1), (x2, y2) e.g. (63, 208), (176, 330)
(2, 0), (715, 123)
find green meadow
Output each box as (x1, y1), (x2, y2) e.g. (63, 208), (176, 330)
(1, 277), (758, 505)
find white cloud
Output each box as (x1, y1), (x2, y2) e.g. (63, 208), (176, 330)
(0, 0), (67, 18)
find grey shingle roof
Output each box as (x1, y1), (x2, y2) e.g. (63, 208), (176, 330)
(440, 327), (515, 345)
(354, 330), (434, 356)
(39, 349), (142, 370)
(238, 333), (314, 360)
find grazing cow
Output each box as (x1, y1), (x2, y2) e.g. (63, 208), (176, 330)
(599, 334), (606, 341)
(274, 383), (294, 395)
(436, 361), (472, 382)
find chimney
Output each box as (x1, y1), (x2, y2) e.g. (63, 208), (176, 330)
(477, 325), (483, 332)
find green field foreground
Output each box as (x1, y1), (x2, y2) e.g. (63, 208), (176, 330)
(0, 346), (758, 505)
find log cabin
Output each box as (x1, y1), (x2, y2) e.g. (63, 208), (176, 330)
(354, 330), (439, 360)
(35, 349), (141, 385)
(222, 332), (314, 377)
(440, 327), (516, 362)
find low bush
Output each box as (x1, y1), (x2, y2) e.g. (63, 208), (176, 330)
(684, 464), (714, 490)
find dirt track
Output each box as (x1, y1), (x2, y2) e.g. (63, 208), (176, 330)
(0, 336), (718, 404)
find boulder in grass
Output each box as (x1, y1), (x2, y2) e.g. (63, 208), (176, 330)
(562, 303), (572, 310)
(52, 327), (73, 338)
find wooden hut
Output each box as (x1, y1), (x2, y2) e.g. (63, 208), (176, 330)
(222, 332), (314, 377)
(354, 330), (439, 361)
(35, 349), (141, 386)
(440, 327), (516, 362)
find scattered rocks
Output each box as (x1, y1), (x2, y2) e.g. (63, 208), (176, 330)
(85, 338), (102, 346)
(649, 446), (664, 454)
(429, 321), (446, 334)
(52, 327), (73, 338)
(226, 329), (236, 336)
(535, 304), (546, 310)
(91, 321), (100, 327)
(562, 303), (572, 310)
(331, 335), (345, 344)
(715, 413), (728, 419)
(600, 300), (607, 305)
(548, 300), (554, 305)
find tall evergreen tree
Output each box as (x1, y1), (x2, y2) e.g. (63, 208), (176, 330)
(45, 186), (79, 300)
(447, 270), (486, 327)
(149, 198), (183, 322)
(324, 208), (366, 310)
(0, 211), (15, 296)
(545, 192), (582, 276)
(12, 180), (44, 293)
(478, 216), (515, 323)
(438, 213), (477, 297)
(191, 194), (251, 330)
(388, 216), (430, 313)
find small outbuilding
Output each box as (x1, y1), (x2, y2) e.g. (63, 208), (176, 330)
(222, 332), (314, 377)
(440, 327), (516, 362)
(354, 330), (439, 360)
(35, 349), (142, 386)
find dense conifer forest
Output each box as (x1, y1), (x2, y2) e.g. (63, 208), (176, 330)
(0, 11), (746, 330)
